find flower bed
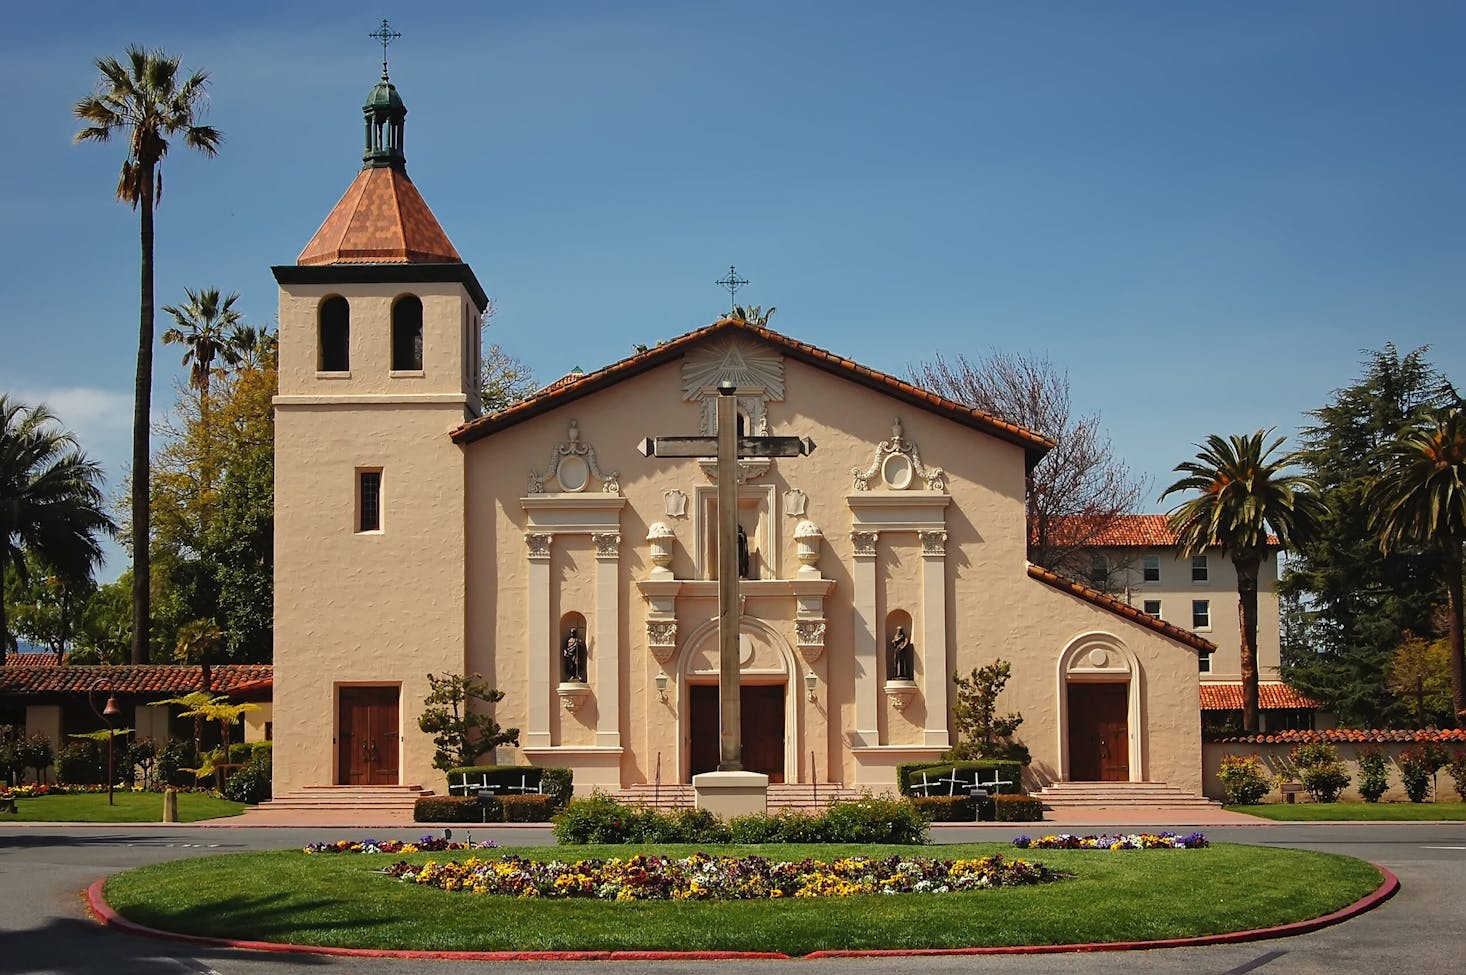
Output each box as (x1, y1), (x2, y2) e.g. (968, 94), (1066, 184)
(1012, 832), (1208, 850)
(0, 783), (223, 799)
(383, 851), (1063, 900)
(304, 835), (499, 855)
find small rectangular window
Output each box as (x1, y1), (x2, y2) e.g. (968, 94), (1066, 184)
(358, 469), (382, 532)
(1142, 555), (1160, 583)
(1198, 651), (1212, 674)
(1088, 554), (1108, 588)
(1191, 554), (1209, 582)
(1192, 599), (1210, 629)
(1142, 599), (1162, 619)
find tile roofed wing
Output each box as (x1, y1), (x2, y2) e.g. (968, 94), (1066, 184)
(1199, 683), (1323, 710)
(1053, 514), (1279, 548)
(451, 318), (1056, 464)
(297, 166), (462, 266)
(0, 663), (272, 696)
(1025, 563), (1217, 652)
(1215, 728), (1466, 745)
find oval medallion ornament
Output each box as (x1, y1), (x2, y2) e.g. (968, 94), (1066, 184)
(556, 455), (590, 492)
(881, 452), (914, 490)
(1088, 647), (1109, 668)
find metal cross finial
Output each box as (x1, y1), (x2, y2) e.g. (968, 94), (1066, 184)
(715, 265), (750, 313)
(370, 19), (402, 78)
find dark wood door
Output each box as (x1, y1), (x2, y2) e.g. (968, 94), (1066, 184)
(688, 684), (785, 783)
(1067, 683), (1129, 782)
(338, 686), (400, 785)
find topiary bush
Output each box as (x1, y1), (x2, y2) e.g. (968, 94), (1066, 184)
(1399, 744), (1448, 803)
(908, 795), (977, 822)
(1290, 742), (1350, 803)
(414, 795), (483, 823)
(551, 793), (928, 845)
(1356, 746), (1389, 803)
(17, 733), (54, 785)
(992, 794), (1044, 822)
(501, 794), (555, 822)
(1448, 750), (1466, 803)
(1217, 753), (1271, 805)
(56, 741), (103, 785)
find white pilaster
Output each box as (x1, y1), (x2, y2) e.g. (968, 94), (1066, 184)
(593, 532), (622, 748)
(919, 529), (950, 747)
(850, 529), (880, 747)
(525, 532), (553, 749)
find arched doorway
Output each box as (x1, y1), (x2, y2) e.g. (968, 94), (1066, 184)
(678, 617), (797, 783)
(1057, 634), (1143, 783)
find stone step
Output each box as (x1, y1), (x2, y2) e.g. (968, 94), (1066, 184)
(254, 785), (435, 814)
(1033, 781), (1221, 809)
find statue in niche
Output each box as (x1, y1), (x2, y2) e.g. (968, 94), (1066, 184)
(562, 628), (587, 683)
(737, 524), (751, 579)
(889, 626), (914, 680)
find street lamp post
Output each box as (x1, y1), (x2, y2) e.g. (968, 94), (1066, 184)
(90, 681), (121, 805)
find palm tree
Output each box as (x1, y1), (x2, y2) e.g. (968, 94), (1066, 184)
(1367, 407), (1466, 727)
(1162, 431), (1325, 733)
(0, 396), (117, 655)
(162, 287), (242, 501)
(74, 46), (222, 663)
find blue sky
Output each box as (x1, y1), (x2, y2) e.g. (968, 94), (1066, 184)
(3, 2), (1463, 579)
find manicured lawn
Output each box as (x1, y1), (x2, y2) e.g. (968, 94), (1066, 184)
(103, 842), (1383, 954)
(1231, 801), (1466, 822)
(1, 792), (244, 823)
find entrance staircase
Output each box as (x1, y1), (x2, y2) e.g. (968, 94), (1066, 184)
(1032, 781), (1221, 815)
(238, 785), (434, 823)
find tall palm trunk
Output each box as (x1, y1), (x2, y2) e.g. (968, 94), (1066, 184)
(1234, 555), (1262, 733)
(130, 164), (155, 664)
(1445, 549), (1464, 728)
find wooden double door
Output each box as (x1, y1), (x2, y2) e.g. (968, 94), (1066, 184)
(338, 686), (400, 785)
(688, 684), (785, 783)
(1067, 682), (1129, 782)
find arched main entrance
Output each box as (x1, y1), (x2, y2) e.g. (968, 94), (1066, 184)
(1056, 634), (1143, 783)
(677, 617), (797, 783)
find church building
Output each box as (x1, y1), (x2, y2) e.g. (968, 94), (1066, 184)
(269, 68), (1215, 804)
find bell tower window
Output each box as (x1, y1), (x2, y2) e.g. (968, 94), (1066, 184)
(318, 296), (350, 372)
(391, 295), (423, 372)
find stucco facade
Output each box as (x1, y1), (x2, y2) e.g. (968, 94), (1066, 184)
(269, 73), (1213, 801)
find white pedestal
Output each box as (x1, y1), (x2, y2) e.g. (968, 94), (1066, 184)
(692, 770), (769, 817)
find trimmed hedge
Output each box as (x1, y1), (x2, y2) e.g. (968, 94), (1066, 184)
(445, 765), (573, 811)
(414, 793), (558, 823)
(414, 796), (484, 823)
(909, 795), (976, 822)
(897, 760), (1023, 796)
(993, 794), (1045, 821)
(551, 793), (928, 845)
(502, 794), (555, 822)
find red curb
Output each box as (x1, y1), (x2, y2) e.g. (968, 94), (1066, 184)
(86, 865), (1398, 961)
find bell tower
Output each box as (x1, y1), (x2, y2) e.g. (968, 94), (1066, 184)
(270, 38), (487, 795)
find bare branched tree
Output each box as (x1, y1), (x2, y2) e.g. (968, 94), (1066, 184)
(911, 350), (1145, 578)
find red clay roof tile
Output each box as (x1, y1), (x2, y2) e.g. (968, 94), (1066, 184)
(1216, 728), (1466, 744)
(1199, 683), (1323, 710)
(1025, 563), (1217, 652)
(1056, 514), (1279, 548)
(0, 663), (272, 697)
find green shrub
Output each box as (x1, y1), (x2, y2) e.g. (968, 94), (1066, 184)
(1399, 744), (1447, 803)
(1290, 742), (1350, 803)
(223, 752), (272, 804)
(1447, 750), (1466, 803)
(156, 738), (195, 788)
(56, 741), (103, 785)
(18, 733), (54, 784)
(413, 796), (483, 823)
(993, 794), (1044, 821)
(552, 793), (927, 845)
(1356, 746), (1389, 803)
(909, 795), (977, 822)
(1218, 753), (1271, 805)
(123, 738), (157, 789)
(501, 795), (555, 822)
(898, 760), (1023, 796)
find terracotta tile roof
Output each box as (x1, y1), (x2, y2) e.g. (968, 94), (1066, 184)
(297, 166), (462, 266)
(1025, 563), (1217, 653)
(1052, 514), (1279, 548)
(1199, 683), (1323, 710)
(0, 664), (272, 697)
(1216, 728), (1466, 745)
(452, 319), (1056, 465)
(3, 651), (65, 667)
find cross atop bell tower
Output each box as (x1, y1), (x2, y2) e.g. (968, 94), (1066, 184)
(363, 20), (407, 169)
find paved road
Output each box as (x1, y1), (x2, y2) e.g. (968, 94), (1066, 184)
(1, 821), (1461, 975)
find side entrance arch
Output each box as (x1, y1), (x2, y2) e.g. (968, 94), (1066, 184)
(1057, 634), (1143, 783)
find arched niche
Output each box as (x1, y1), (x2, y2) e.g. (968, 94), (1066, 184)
(391, 294), (423, 371)
(318, 295), (350, 372)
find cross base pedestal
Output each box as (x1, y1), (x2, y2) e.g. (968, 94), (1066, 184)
(692, 770), (769, 817)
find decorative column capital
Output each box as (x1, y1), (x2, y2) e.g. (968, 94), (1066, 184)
(593, 533), (621, 559)
(919, 530), (947, 556)
(646, 619), (678, 664)
(851, 530), (879, 558)
(795, 618), (827, 664)
(525, 532), (553, 560)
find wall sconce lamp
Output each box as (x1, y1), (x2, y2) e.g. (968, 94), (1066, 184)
(805, 670), (818, 702)
(655, 671), (669, 703)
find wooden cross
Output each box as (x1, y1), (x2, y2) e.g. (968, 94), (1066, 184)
(639, 382), (815, 770)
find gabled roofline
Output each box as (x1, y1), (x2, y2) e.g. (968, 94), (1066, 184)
(450, 319), (1055, 467)
(1026, 563), (1218, 653)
